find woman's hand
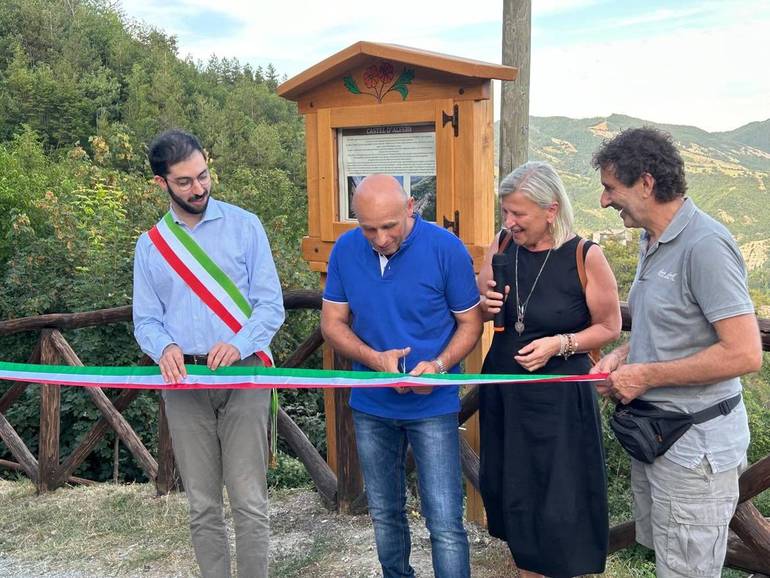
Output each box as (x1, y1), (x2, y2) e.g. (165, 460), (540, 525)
(480, 278), (509, 318)
(514, 336), (561, 372)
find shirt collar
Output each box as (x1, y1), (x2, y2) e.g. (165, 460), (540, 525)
(169, 197), (223, 228)
(656, 197), (695, 244)
(370, 214), (423, 258)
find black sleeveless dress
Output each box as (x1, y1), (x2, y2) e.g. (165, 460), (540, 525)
(479, 235), (608, 577)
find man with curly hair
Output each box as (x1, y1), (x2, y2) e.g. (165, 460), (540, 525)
(591, 127), (762, 577)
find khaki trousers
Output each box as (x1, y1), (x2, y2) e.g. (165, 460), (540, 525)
(631, 455), (743, 578)
(164, 356), (270, 578)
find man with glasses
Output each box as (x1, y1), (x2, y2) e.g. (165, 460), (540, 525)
(132, 129), (284, 578)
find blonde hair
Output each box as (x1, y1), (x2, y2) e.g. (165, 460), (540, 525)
(499, 161), (574, 249)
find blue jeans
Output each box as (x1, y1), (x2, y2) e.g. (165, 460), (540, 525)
(353, 410), (470, 578)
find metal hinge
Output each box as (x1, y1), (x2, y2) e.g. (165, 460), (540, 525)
(442, 104), (459, 137)
(443, 210), (460, 237)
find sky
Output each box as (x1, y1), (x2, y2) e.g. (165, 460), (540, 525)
(117, 0), (770, 132)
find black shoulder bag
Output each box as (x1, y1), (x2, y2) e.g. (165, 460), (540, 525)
(610, 394), (741, 464)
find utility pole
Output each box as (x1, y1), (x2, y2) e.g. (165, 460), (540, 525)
(499, 0), (531, 181)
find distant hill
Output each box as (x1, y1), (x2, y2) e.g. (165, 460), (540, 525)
(718, 119), (770, 154)
(497, 114), (770, 285)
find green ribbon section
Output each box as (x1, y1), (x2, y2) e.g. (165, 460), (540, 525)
(163, 212), (252, 317)
(0, 360), (572, 382)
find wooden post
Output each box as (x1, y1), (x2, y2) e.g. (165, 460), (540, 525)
(500, 0), (531, 178)
(54, 389), (141, 489)
(46, 330), (159, 481)
(0, 412), (38, 484)
(155, 394), (179, 495)
(38, 330), (61, 493)
(330, 351), (366, 514)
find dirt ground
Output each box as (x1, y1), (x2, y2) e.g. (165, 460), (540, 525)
(0, 482), (517, 578)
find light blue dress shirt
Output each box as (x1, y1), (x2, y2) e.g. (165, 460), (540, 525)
(132, 198), (285, 362)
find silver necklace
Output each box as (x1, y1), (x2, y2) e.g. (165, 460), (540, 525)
(514, 245), (552, 335)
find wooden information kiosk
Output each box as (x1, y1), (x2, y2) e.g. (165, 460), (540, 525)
(278, 41), (516, 520)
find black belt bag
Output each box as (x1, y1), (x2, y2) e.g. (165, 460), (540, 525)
(610, 393), (741, 464)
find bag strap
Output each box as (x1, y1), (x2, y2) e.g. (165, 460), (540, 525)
(691, 393), (742, 424)
(575, 238), (601, 364)
(576, 238), (588, 292)
(624, 393), (741, 424)
(498, 228), (513, 254)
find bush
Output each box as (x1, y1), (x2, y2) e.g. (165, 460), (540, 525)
(267, 452), (312, 489)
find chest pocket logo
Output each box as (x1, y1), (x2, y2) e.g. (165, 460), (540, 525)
(657, 270), (678, 282)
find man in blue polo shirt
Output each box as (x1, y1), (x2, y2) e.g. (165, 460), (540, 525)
(321, 173), (481, 578)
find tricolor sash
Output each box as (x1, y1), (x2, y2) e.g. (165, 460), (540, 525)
(149, 210), (278, 461)
(148, 211), (272, 367)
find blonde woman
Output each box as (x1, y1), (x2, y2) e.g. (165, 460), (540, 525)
(478, 161), (621, 577)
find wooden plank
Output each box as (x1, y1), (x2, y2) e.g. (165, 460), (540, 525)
(0, 306), (131, 335)
(727, 530), (770, 574)
(0, 290), (329, 336)
(305, 113), (321, 238)
(739, 453), (770, 503)
(434, 99), (455, 234)
(298, 76), (486, 115)
(155, 394), (179, 495)
(316, 108), (336, 241)
(54, 388), (141, 488)
(0, 459), (93, 486)
(0, 339), (42, 414)
(278, 405), (337, 509)
(332, 351), (365, 514)
(730, 501), (770, 565)
(499, 0), (532, 177)
(38, 331), (61, 492)
(277, 326), (336, 508)
(451, 97), (495, 524)
(329, 100), (435, 128)
(608, 520), (636, 553)
(0, 412), (38, 484)
(46, 330), (158, 481)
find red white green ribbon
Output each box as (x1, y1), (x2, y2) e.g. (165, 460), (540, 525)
(0, 361), (606, 390)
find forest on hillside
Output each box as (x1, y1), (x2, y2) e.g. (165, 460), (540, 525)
(0, 5), (768, 557)
(0, 0), (322, 481)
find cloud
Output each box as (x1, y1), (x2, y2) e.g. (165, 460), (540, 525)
(530, 9), (770, 131)
(118, 0), (770, 131)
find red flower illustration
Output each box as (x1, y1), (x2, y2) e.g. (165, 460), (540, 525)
(363, 65), (380, 89)
(378, 62), (395, 84)
(344, 61), (414, 103)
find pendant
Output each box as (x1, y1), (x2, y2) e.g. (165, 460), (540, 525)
(515, 320), (525, 335)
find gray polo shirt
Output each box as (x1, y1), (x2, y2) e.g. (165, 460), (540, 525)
(628, 198), (753, 472)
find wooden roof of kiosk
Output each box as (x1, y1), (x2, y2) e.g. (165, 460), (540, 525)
(278, 41), (517, 102)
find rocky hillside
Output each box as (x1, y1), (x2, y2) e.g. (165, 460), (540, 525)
(502, 114), (770, 283)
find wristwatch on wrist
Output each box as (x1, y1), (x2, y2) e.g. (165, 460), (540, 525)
(432, 357), (448, 374)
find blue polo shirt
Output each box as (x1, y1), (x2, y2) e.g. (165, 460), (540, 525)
(324, 215), (480, 419)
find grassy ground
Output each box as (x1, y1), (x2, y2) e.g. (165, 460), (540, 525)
(0, 478), (758, 577)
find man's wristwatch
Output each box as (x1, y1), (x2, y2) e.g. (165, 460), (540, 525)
(432, 357), (448, 374)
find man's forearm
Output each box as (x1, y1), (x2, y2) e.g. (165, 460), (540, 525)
(321, 319), (381, 370)
(436, 311), (482, 369)
(642, 341), (760, 389)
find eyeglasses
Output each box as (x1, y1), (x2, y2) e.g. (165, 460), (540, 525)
(164, 170), (211, 193)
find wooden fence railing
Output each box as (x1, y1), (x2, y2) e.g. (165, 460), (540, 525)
(0, 293), (768, 573)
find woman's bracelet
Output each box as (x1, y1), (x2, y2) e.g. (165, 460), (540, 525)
(558, 333), (578, 359)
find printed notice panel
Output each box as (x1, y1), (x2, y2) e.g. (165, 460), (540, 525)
(338, 124), (436, 222)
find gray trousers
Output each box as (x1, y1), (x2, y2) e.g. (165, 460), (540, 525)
(164, 356), (270, 578)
